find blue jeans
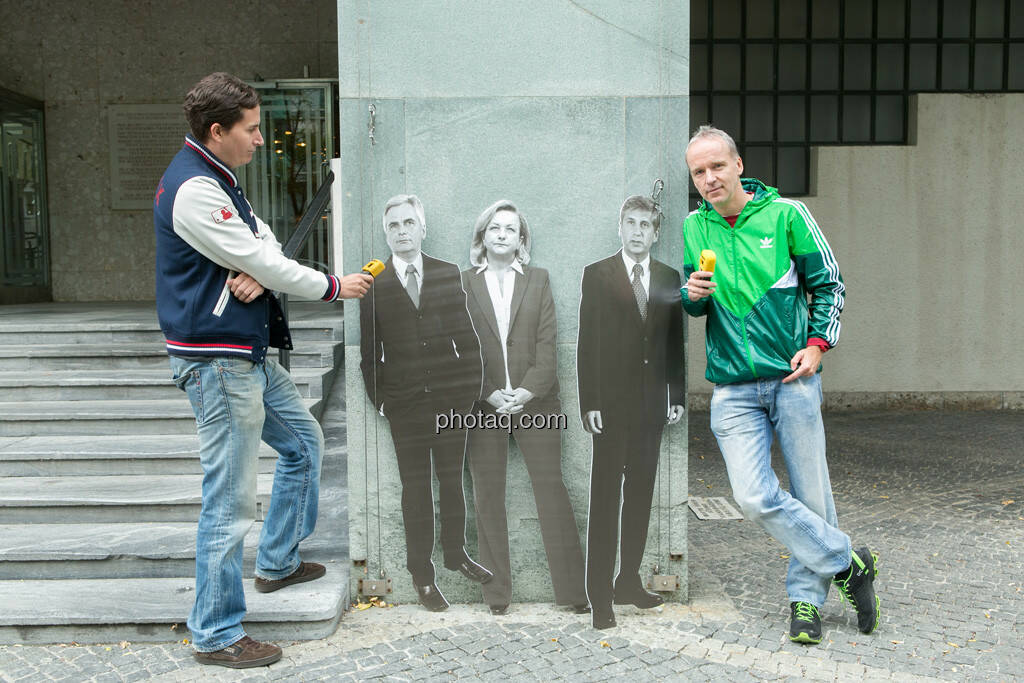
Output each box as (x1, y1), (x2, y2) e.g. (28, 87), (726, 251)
(170, 356), (324, 652)
(710, 373), (851, 607)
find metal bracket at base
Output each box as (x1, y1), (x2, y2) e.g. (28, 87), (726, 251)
(358, 577), (392, 596)
(647, 574), (679, 592)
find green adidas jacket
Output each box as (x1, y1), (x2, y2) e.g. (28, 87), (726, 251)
(682, 178), (845, 385)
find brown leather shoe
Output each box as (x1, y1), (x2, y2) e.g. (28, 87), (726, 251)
(415, 582), (450, 612)
(193, 636), (282, 668)
(254, 562), (326, 593)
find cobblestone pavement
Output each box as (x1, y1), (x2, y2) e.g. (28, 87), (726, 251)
(1, 410), (1021, 681)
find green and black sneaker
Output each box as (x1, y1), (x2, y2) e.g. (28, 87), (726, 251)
(788, 601), (822, 644)
(833, 546), (880, 634)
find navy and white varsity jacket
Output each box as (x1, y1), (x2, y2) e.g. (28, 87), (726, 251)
(154, 135), (341, 362)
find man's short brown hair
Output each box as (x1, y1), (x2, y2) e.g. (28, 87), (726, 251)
(619, 195), (661, 233)
(183, 72), (260, 142)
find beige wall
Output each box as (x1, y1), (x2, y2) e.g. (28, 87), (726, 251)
(686, 93), (1024, 398)
(0, 0), (338, 301)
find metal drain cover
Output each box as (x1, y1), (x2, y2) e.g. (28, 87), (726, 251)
(688, 496), (743, 520)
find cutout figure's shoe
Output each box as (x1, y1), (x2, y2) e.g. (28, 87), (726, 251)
(613, 577), (664, 609)
(415, 583), (450, 612)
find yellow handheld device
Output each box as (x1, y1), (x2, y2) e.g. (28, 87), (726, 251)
(362, 259), (386, 278)
(699, 249), (717, 273)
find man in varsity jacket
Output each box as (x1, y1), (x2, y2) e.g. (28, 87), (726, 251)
(154, 72), (371, 669)
(683, 125), (880, 646)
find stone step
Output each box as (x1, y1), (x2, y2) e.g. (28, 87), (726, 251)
(0, 322), (340, 345)
(0, 303), (348, 645)
(0, 397), (323, 436)
(0, 302), (343, 346)
(0, 522), (337, 579)
(0, 435), (282, 476)
(0, 474), (273, 523)
(0, 366), (333, 401)
(0, 563), (347, 644)
(0, 342), (342, 371)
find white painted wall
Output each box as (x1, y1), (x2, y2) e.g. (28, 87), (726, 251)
(686, 93), (1024, 395)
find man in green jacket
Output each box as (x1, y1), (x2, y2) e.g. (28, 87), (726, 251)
(682, 125), (880, 645)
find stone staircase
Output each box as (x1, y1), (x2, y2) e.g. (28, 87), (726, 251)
(0, 302), (349, 644)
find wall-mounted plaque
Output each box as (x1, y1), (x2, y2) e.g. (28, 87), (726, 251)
(108, 104), (186, 210)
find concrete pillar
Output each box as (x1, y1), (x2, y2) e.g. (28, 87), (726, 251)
(339, 0), (690, 604)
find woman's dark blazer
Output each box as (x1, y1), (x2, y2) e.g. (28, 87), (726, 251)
(460, 264), (560, 409)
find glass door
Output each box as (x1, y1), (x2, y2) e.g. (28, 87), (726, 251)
(237, 80), (337, 286)
(0, 88), (50, 304)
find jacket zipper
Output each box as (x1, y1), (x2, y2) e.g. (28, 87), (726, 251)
(729, 222), (758, 379)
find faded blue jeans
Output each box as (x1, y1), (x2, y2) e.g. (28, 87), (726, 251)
(170, 356), (324, 652)
(710, 373), (851, 607)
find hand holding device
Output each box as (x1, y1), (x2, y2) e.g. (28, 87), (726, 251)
(687, 249), (717, 301)
(699, 249), (716, 273)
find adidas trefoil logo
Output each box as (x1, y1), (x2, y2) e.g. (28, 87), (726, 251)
(760, 237), (773, 249)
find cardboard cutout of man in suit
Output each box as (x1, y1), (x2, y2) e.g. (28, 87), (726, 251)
(359, 194), (492, 612)
(577, 195), (685, 629)
(461, 200), (589, 616)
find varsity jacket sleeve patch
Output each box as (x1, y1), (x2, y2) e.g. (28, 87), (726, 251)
(779, 198), (846, 348)
(172, 176), (340, 302)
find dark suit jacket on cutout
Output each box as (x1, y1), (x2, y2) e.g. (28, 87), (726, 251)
(577, 251), (684, 428)
(360, 253), (482, 414)
(461, 265), (560, 409)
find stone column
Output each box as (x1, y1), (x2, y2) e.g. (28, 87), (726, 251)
(340, 0), (690, 605)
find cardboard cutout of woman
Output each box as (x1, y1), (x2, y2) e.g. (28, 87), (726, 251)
(462, 200), (589, 615)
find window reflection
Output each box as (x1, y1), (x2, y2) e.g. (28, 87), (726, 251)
(0, 88), (49, 297)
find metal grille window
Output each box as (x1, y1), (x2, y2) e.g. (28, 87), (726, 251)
(690, 0), (1024, 197)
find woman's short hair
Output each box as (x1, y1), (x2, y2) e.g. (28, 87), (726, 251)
(470, 200), (532, 267)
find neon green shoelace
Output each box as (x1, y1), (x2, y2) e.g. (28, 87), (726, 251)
(794, 601), (819, 621)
